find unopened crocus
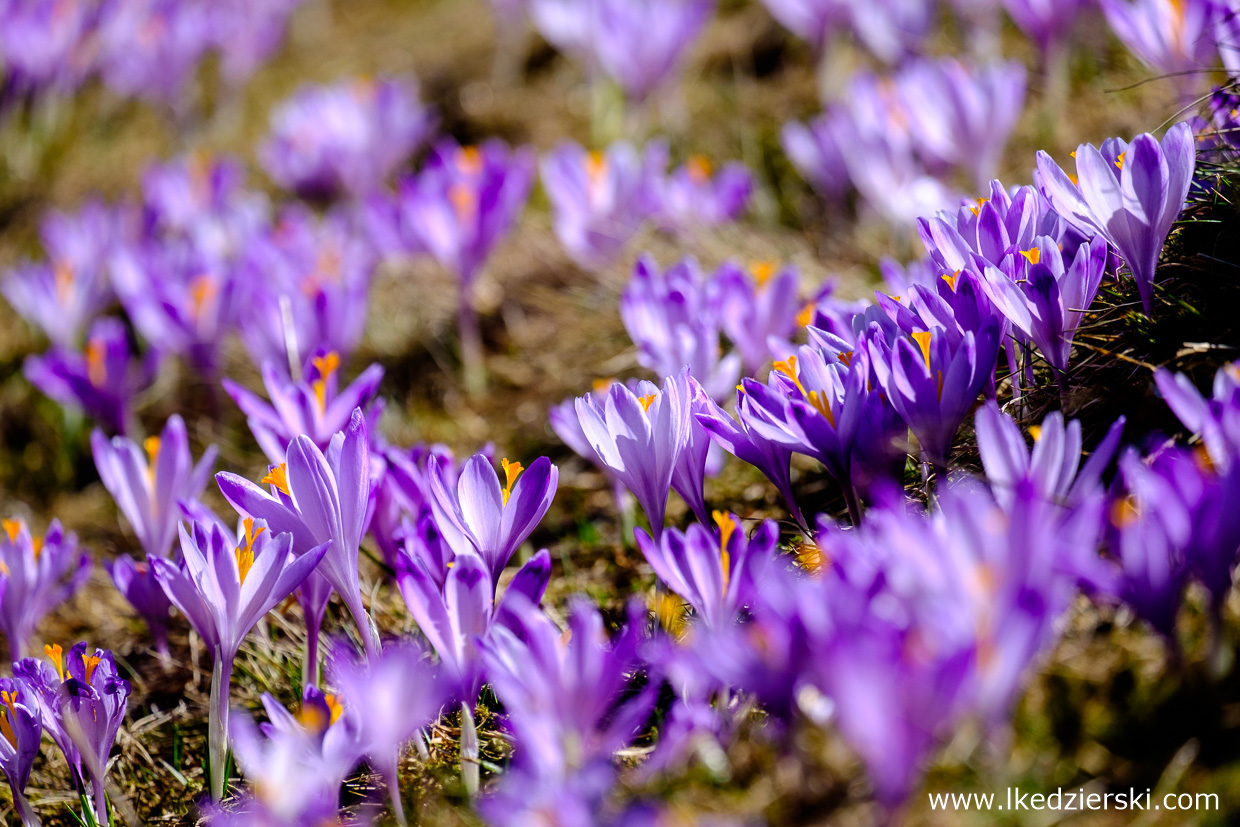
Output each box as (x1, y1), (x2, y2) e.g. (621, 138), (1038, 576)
(0, 518), (91, 662)
(1036, 121), (1195, 314)
(237, 207), (378, 372)
(715, 261), (801, 373)
(223, 351), (384, 465)
(588, 0), (714, 103)
(260, 77), (433, 200)
(541, 140), (662, 269)
(1101, 0), (1217, 99)
(575, 369), (692, 539)
(898, 59), (1026, 189)
(866, 318), (1002, 469)
(977, 234), (1110, 380)
(400, 139), (535, 391)
(152, 519), (326, 799)
(425, 453), (558, 585)
(1155, 363), (1240, 472)
(15, 643), (130, 825)
(636, 513), (775, 630)
(654, 154), (753, 231)
(328, 640), (450, 826)
(0, 677), (42, 826)
(106, 555), (174, 657)
(24, 316), (158, 435)
(620, 255), (741, 400)
(215, 409), (381, 667)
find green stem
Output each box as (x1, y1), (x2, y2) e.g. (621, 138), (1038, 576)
(208, 653), (234, 801)
(460, 701), (480, 798)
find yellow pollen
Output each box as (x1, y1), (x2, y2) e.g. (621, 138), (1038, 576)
(261, 463), (290, 496)
(638, 393), (658, 412)
(1070, 151), (1077, 158)
(31, 536), (42, 559)
(500, 458), (524, 506)
(890, 296), (901, 303)
(1069, 174), (1079, 186)
(838, 351), (854, 367)
(1028, 425), (1042, 442)
(456, 146), (483, 175)
(144, 436), (161, 484)
(1019, 248), (1040, 265)
(235, 517), (265, 585)
(45, 644), (65, 682)
(189, 274), (217, 322)
(0, 690), (17, 748)
(749, 260), (778, 286)
(81, 653), (101, 683)
(686, 154), (713, 183)
(1114, 152), (1126, 170)
(968, 197), (987, 217)
(586, 150), (608, 182)
(2, 519), (21, 543)
(712, 510), (737, 594)
(773, 357), (834, 425)
(85, 337), (107, 387)
(311, 351), (341, 413)
(654, 593), (687, 637)
(591, 377), (615, 393)
(448, 184), (476, 221)
(325, 694), (343, 725)
(911, 331), (933, 370)
(1111, 496), (1140, 528)
(796, 300), (816, 327)
(942, 272), (958, 291)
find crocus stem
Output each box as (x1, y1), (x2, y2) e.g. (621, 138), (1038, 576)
(208, 653), (234, 801)
(11, 785), (41, 827)
(303, 614), (321, 688)
(377, 754), (407, 827)
(344, 593), (381, 659)
(460, 701), (480, 798)
(459, 283), (486, 397)
(842, 483), (862, 527)
(90, 774), (109, 827)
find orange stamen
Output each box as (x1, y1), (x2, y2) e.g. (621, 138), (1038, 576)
(1019, 248), (1040, 266)
(457, 146), (483, 175)
(448, 184), (476, 221)
(85, 338), (107, 387)
(942, 272), (958, 291)
(311, 351), (341, 413)
(2, 519), (21, 543)
(911, 331), (933, 370)
(796, 300), (816, 328)
(45, 644), (65, 682)
(712, 510), (737, 594)
(261, 463), (290, 496)
(235, 517), (265, 585)
(500, 458), (524, 506)
(81, 653), (101, 683)
(638, 393), (658, 412)
(749, 261), (778, 286)
(686, 155), (713, 183)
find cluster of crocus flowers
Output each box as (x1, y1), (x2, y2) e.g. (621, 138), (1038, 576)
(260, 76), (434, 201)
(92, 414), (219, 654)
(13, 643), (131, 827)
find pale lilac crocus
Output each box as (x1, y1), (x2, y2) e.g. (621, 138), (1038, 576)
(260, 77), (433, 200)
(1036, 122), (1195, 314)
(1101, 0), (1218, 100)
(782, 113), (851, 201)
(1002, 0), (1091, 58)
(95, 0), (211, 109)
(715, 261), (802, 373)
(425, 453), (558, 586)
(328, 641), (450, 826)
(223, 351), (384, 465)
(636, 514), (776, 630)
(0, 517), (91, 662)
(575, 369), (693, 540)
(152, 519), (326, 800)
(24, 316), (158, 436)
(654, 154), (753, 232)
(0, 676), (42, 826)
(549, 388), (634, 517)
(215, 408), (381, 666)
(541, 140), (662, 269)
(588, 0), (714, 103)
(759, 0), (849, 51)
(1157, 363), (1240, 471)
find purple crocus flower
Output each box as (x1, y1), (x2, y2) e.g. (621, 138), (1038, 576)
(92, 414), (218, 560)
(370, 442), (457, 568)
(223, 351), (384, 465)
(977, 234), (1110, 379)
(95, 0), (211, 108)
(0, 676), (42, 827)
(898, 59), (1026, 190)
(694, 382), (807, 530)
(549, 388), (635, 518)
(208, 0), (304, 89)
(976, 401), (1126, 509)
(620, 255), (741, 400)
(24, 316), (158, 436)
(782, 113), (851, 201)
(3, 257), (111, 349)
(425, 453), (558, 586)
(588, 0), (714, 102)
(328, 640), (450, 826)
(714, 261), (802, 373)
(759, 0), (848, 51)
(152, 518), (326, 799)
(237, 207), (378, 373)
(224, 685), (364, 825)
(541, 140), (662, 269)
(850, 0), (935, 64)
(106, 555), (174, 657)
(0, 0), (96, 99)
(0, 517), (91, 662)
(575, 369), (692, 539)
(1101, 0), (1217, 99)
(636, 513), (775, 630)
(261, 77), (434, 200)
(654, 154), (753, 231)
(1036, 121), (1195, 314)
(1001, 0), (1091, 57)
(1155, 363), (1240, 472)
(15, 643), (130, 825)
(215, 408), (381, 664)
(867, 318), (1001, 468)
